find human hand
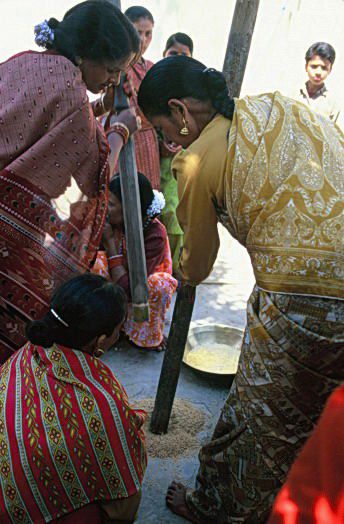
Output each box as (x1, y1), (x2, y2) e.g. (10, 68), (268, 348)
(122, 78), (132, 97)
(102, 221), (114, 249)
(109, 108), (140, 136)
(103, 84), (115, 112)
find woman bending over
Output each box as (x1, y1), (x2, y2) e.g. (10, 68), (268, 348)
(138, 56), (344, 523)
(0, 0), (140, 363)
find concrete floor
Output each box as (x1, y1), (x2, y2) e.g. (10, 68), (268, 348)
(102, 229), (255, 523)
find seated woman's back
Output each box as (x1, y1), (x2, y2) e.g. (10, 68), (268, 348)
(0, 274), (146, 523)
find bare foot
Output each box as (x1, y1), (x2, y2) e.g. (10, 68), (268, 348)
(166, 482), (205, 524)
(141, 335), (168, 352)
(152, 335), (168, 352)
(126, 335), (167, 353)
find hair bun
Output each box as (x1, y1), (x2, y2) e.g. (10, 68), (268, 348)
(203, 67), (234, 120)
(48, 18), (60, 29)
(202, 67), (228, 96)
(26, 319), (55, 348)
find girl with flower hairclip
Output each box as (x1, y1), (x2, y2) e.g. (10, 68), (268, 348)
(93, 173), (177, 351)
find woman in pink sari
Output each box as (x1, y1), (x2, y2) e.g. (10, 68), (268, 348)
(0, 1), (140, 363)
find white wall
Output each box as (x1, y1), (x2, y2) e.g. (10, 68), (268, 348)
(1, 0), (343, 111)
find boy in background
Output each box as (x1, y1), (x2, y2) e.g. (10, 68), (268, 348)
(295, 42), (340, 123)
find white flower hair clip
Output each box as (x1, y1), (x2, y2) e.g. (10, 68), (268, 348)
(34, 20), (55, 48)
(146, 190), (165, 218)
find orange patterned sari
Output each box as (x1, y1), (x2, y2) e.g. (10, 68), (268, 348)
(93, 220), (177, 348)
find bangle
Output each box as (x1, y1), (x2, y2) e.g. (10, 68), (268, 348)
(107, 123), (130, 144)
(100, 92), (106, 113)
(106, 123), (130, 145)
(108, 255), (124, 270)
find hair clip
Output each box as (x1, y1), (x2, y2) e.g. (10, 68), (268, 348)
(50, 308), (69, 328)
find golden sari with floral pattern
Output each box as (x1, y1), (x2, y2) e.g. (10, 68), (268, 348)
(173, 92), (344, 299)
(171, 93), (344, 523)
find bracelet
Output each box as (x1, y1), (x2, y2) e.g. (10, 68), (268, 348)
(106, 123), (130, 145)
(108, 255), (125, 270)
(108, 254), (122, 260)
(107, 123), (130, 144)
(100, 92), (106, 113)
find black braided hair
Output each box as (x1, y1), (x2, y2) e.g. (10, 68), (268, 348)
(42, 1), (140, 64)
(124, 5), (154, 24)
(26, 274), (127, 349)
(109, 172), (155, 224)
(202, 68), (234, 119)
(138, 56), (234, 120)
(164, 32), (194, 56)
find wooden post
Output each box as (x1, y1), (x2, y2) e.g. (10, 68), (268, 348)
(115, 83), (149, 321)
(97, 0), (149, 321)
(150, 0), (260, 435)
(150, 284), (196, 434)
(222, 0), (260, 97)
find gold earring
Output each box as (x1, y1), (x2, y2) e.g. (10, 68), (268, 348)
(179, 117), (189, 136)
(75, 56), (83, 66)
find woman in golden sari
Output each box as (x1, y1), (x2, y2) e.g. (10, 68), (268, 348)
(138, 56), (344, 523)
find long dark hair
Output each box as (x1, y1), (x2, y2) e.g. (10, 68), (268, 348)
(109, 173), (155, 224)
(138, 56), (234, 120)
(26, 274), (127, 349)
(44, 1), (140, 64)
(124, 6), (154, 24)
(164, 32), (194, 56)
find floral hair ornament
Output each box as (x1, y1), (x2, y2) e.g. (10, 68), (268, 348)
(146, 190), (165, 218)
(34, 20), (55, 48)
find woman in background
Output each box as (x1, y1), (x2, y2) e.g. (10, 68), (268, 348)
(163, 32), (194, 58)
(0, 274), (147, 523)
(0, 0), (140, 363)
(160, 33), (194, 271)
(124, 6), (161, 189)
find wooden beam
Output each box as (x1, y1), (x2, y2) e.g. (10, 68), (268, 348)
(115, 83), (149, 321)
(95, 0), (149, 321)
(222, 0), (260, 97)
(150, 284), (196, 434)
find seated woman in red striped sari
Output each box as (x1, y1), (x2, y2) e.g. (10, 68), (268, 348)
(0, 273), (147, 523)
(93, 174), (177, 351)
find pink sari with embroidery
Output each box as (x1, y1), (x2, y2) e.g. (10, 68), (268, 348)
(0, 51), (109, 362)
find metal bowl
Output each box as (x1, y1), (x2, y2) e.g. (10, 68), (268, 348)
(183, 324), (243, 378)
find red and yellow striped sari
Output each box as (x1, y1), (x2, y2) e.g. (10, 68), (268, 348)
(0, 342), (147, 522)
